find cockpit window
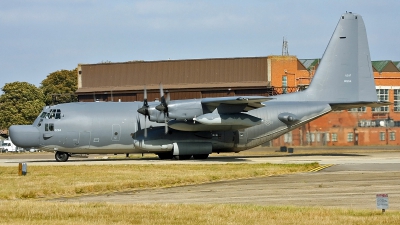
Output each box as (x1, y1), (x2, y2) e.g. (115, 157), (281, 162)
(55, 109), (61, 119)
(43, 109), (62, 119)
(49, 109), (55, 119)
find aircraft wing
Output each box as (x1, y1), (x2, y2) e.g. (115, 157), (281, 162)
(201, 96), (272, 113)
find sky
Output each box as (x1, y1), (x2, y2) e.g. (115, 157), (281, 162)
(1, 0), (399, 88)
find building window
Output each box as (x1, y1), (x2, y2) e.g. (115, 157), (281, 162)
(282, 76), (287, 94)
(380, 132), (386, 141)
(324, 133), (330, 142)
(390, 132), (396, 141)
(306, 132), (315, 143)
(347, 133), (353, 142)
(394, 89), (400, 112)
(349, 107), (366, 112)
(284, 132), (292, 143)
(372, 89), (389, 112)
(331, 133), (337, 142)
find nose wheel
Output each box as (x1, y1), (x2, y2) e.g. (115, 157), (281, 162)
(55, 151), (70, 162)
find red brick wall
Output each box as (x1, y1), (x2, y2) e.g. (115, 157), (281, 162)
(266, 57), (400, 146)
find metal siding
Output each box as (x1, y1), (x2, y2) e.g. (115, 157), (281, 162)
(170, 91), (201, 100)
(235, 89), (271, 96)
(201, 90), (234, 98)
(80, 57), (273, 93)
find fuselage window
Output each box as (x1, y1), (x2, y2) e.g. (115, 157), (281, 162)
(55, 109), (61, 119)
(49, 123), (54, 131)
(40, 112), (47, 118)
(44, 123), (55, 131)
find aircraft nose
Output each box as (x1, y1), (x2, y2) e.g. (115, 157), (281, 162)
(8, 125), (40, 148)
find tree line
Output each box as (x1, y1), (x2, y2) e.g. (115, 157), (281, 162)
(0, 68), (78, 130)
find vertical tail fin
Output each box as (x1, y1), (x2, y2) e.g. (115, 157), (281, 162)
(305, 12), (377, 103)
(276, 12), (380, 107)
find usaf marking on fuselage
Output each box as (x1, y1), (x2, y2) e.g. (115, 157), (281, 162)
(9, 12), (390, 162)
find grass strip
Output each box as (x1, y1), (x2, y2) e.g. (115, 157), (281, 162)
(0, 201), (399, 225)
(0, 163), (318, 199)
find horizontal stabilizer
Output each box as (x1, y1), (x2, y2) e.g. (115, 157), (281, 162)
(330, 101), (391, 110)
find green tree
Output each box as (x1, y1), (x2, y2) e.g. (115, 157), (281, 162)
(40, 68), (78, 105)
(0, 82), (45, 129)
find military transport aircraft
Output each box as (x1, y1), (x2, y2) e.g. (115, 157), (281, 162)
(9, 12), (389, 162)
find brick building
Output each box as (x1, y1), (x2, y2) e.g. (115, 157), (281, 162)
(75, 57), (400, 147)
(274, 59), (400, 147)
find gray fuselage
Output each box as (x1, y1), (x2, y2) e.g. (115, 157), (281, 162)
(22, 100), (330, 154)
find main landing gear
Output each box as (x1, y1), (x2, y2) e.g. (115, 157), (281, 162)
(55, 151), (70, 162)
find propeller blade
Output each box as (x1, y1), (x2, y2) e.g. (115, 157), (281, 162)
(165, 116), (168, 134)
(136, 85), (149, 138)
(166, 91), (170, 104)
(158, 83), (169, 134)
(137, 85), (149, 116)
(159, 83), (164, 98)
(156, 83), (169, 113)
(143, 85), (148, 107)
(144, 116), (147, 138)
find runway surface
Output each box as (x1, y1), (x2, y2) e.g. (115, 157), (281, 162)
(2, 148), (400, 209)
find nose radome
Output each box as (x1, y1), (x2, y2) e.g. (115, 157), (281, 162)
(9, 125), (40, 148)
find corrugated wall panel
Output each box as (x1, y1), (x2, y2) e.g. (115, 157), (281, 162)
(201, 90), (235, 98)
(80, 57), (271, 90)
(235, 89), (270, 96)
(170, 91), (201, 100)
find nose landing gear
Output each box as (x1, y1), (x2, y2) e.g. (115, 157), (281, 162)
(55, 151), (70, 162)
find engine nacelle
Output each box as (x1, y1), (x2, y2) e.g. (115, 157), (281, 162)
(195, 113), (263, 127)
(147, 105), (167, 123)
(167, 99), (203, 120)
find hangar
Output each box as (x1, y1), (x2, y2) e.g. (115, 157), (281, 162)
(76, 56), (400, 147)
(76, 56), (306, 102)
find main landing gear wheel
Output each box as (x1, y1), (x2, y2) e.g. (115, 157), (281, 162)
(55, 151), (70, 162)
(193, 154), (209, 160)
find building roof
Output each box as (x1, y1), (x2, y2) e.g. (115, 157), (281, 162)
(393, 61), (400, 70)
(372, 60), (400, 73)
(298, 59), (320, 70)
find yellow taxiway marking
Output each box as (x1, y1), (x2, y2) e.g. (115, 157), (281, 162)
(309, 164), (334, 172)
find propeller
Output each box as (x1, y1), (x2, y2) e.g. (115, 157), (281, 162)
(155, 83), (170, 134)
(155, 83), (169, 113)
(137, 86), (149, 137)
